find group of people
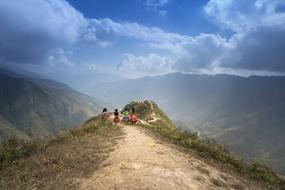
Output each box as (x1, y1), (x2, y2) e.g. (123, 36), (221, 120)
(122, 107), (137, 124)
(101, 107), (138, 125)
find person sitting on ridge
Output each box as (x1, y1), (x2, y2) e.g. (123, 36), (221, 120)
(122, 108), (130, 124)
(113, 109), (120, 125)
(101, 108), (108, 122)
(130, 107), (137, 125)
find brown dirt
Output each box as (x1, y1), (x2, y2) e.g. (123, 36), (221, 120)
(79, 124), (265, 190)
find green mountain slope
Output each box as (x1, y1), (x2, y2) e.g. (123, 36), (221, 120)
(0, 71), (103, 140)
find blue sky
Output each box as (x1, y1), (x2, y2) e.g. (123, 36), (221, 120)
(67, 0), (219, 36)
(0, 0), (285, 79)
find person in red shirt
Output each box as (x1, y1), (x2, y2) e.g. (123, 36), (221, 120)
(130, 107), (137, 125)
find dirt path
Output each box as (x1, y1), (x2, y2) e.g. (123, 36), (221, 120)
(79, 125), (262, 190)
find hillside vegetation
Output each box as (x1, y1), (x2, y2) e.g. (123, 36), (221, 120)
(0, 70), (102, 140)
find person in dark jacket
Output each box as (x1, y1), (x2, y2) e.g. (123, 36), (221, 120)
(113, 109), (120, 125)
(101, 108), (108, 122)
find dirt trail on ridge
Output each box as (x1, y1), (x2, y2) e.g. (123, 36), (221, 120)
(79, 124), (263, 190)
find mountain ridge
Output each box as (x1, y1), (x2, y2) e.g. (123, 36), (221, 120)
(89, 72), (285, 175)
(0, 69), (103, 140)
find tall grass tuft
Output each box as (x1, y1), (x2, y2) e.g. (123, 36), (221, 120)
(0, 135), (41, 169)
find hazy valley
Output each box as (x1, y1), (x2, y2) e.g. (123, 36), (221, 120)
(87, 73), (285, 174)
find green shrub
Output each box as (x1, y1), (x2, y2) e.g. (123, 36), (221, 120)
(0, 135), (40, 169)
(251, 158), (281, 185)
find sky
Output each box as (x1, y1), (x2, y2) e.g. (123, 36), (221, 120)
(0, 0), (285, 79)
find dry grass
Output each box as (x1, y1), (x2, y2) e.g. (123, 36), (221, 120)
(140, 123), (285, 190)
(0, 116), (124, 190)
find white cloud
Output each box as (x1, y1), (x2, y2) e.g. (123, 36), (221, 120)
(48, 48), (75, 67)
(117, 53), (174, 78)
(220, 27), (285, 72)
(0, 0), (86, 64)
(143, 0), (169, 7)
(141, 0), (169, 15)
(0, 0), (179, 76)
(0, 0), (86, 44)
(82, 25), (112, 48)
(83, 26), (98, 42)
(87, 18), (191, 52)
(87, 0), (285, 75)
(83, 12), (285, 75)
(204, 0), (285, 72)
(173, 34), (229, 72)
(2, 0), (285, 78)
(205, 0), (285, 32)
(158, 10), (168, 16)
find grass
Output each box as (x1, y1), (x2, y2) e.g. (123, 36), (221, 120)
(0, 115), (122, 189)
(251, 158), (282, 186)
(140, 123), (285, 189)
(0, 135), (42, 169)
(0, 115), (114, 171)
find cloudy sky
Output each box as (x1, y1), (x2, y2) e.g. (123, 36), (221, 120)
(1, 0), (285, 79)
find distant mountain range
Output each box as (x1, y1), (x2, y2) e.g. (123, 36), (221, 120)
(90, 72), (285, 174)
(0, 69), (103, 140)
